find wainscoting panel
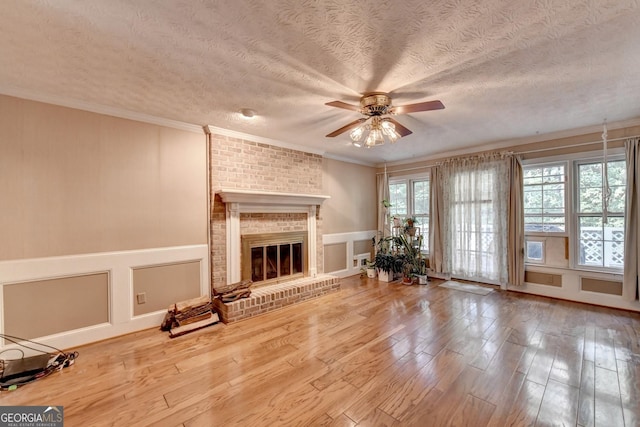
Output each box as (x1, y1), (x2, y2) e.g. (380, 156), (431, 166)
(524, 271), (562, 287)
(323, 243), (347, 273)
(515, 265), (639, 312)
(3, 272), (109, 340)
(580, 276), (623, 296)
(132, 260), (202, 316)
(323, 230), (376, 278)
(0, 245), (209, 352)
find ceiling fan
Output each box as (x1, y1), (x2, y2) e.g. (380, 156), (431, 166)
(325, 92), (445, 148)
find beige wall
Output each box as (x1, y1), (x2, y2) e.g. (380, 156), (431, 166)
(322, 158), (377, 234)
(0, 95), (207, 260)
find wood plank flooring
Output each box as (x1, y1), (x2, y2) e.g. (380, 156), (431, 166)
(2, 276), (640, 426)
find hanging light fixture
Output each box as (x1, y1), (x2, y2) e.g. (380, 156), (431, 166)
(350, 116), (401, 148)
(326, 92), (443, 145)
(350, 125), (365, 147)
(380, 119), (400, 143)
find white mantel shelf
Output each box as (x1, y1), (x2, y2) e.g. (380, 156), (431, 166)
(217, 189), (330, 206)
(217, 189), (329, 285)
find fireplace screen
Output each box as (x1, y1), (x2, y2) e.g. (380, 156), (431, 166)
(242, 232), (307, 286)
(250, 242), (303, 282)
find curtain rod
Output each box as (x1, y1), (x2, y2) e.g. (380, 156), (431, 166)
(517, 134), (639, 154)
(375, 134), (640, 175)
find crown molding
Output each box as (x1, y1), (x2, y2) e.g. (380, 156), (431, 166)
(322, 152), (376, 167)
(379, 116), (640, 168)
(0, 86), (203, 134)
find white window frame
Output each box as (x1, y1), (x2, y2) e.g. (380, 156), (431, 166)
(522, 161), (568, 237)
(572, 154), (626, 273)
(388, 180), (408, 218)
(389, 173), (430, 253)
(523, 148), (625, 273)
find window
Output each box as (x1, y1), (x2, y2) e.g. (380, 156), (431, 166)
(523, 163), (566, 233)
(388, 176), (429, 251)
(412, 179), (430, 248)
(523, 154), (626, 272)
(576, 158), (625, 269)
(388, 181), (407, 217)
(447, 164), (507, 283)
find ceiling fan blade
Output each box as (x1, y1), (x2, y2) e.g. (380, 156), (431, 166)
(386, 118), (413, 137)
(392, 100), (445, 115)
(325, 118), (367, 137)
(325, 100), (361, 112)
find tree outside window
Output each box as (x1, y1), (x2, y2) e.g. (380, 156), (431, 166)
(388, 177), (429, 252)
(523, 163), (566, 233)
(576, 159), (625, 269)
(388, 182), (407, 217)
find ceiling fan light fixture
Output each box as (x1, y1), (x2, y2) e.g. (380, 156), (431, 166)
(350, 124), (365, 142)
(365, 127), (384, 148)
(349, 116), (400, 148)
(381, 119), (400, 143)
(327, 92), (440, 146)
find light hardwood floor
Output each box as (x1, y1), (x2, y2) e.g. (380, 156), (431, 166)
(2, 275), (640, 426)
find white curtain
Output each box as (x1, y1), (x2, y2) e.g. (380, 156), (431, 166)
(623, 137), (640, 301)
(440, 153), (511, 285)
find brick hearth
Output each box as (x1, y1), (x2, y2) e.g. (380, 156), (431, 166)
(213, 274), (340, 323)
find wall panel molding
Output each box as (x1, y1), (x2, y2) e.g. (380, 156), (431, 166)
(323, 230), (377, 278)
(0, 245), (209, 351)
(515, 265), (639, 312)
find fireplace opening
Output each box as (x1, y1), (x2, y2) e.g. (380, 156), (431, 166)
(242, 231), (308, 287)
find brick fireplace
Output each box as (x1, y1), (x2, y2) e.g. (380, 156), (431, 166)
(213, 189), (339, 322)
(207, 129), (341, 323)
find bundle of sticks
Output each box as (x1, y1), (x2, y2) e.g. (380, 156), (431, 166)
(161, 295), (220, 338)
(214, 280), (253, 302)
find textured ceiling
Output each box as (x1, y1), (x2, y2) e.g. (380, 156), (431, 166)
(2, 0), (640, 164)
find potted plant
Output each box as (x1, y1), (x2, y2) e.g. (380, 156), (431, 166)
(403, 216), (419, 236)
(372, 233), (391, 255)
(415, 258), (428, 285)
(401, 255), (415, 285)
(374, 252), (394, 282)
(394, 232), (425, 285)
(365, 260), (377, 278)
